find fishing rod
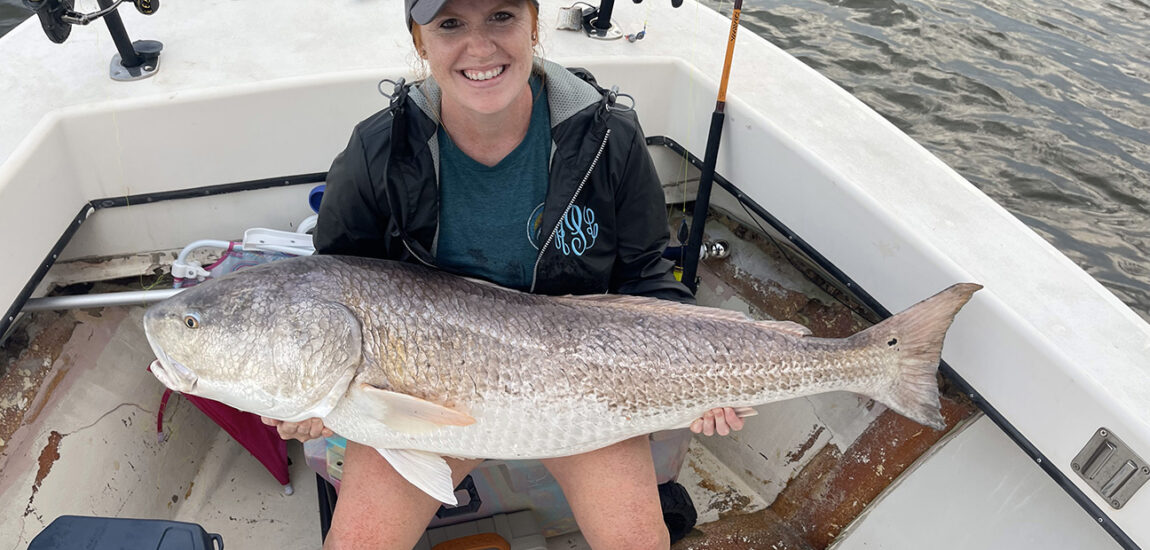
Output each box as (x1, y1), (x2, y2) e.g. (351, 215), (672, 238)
(680, 0), (744, 294)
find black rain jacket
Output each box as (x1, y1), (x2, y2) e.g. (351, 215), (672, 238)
(315, 59), (692, 303)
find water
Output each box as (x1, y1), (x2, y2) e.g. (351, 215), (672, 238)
(700, 0), (1150, 322)
(2, 0), (1148, 321)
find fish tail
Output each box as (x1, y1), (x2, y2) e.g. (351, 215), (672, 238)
(853, 283), (982, 430)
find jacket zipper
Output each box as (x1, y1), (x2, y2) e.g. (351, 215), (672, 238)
(530, 128), (611, 293)
(402, 238), (436, 268)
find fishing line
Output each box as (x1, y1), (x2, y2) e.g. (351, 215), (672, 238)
(671, 0), (706, 276)
(111, 109), (131, 208)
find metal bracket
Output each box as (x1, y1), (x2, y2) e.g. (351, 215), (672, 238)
(1071, 428), (1150, 509)
(110, 39), (162, 81)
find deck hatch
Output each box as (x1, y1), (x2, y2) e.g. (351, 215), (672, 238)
(1071, 428), (1149, 509)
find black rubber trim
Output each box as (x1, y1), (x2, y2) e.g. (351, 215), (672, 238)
(2, 203), (94, 343)
(89, 172), (327, 209)
(647, 134), (1139, 550)
(0, 172), (327, 341)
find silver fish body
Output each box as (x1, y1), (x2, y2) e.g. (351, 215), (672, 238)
(144, 255), (980, 504)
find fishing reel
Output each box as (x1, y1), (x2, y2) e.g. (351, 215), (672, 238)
(23, 0), (162, 81)
(566, 0), (682, 41)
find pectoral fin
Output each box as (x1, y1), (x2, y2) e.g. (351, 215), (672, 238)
(377, 448), (458, 505)
(353, 384), (476, 434)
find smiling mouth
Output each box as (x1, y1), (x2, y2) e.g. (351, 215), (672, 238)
(462, 65), (506, 82)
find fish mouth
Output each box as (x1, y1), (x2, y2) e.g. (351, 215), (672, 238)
(148, 358), (199, 392)
(144, 325), (198, 392)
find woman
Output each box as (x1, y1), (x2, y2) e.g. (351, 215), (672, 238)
(264, 1), (746, 547)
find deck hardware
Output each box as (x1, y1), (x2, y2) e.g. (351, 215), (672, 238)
(580, 0), (623, 40)
(577, 0), (683, 40)
(1071, 428), (1149, 509)
(21, 0), (162, 81)
(703, 240), (731, 260)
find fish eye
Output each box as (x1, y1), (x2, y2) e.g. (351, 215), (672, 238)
(183, 314), (201, 329)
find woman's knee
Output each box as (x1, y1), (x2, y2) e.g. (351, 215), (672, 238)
(542, 438), (668, 550)
(325, 444), (482, 548)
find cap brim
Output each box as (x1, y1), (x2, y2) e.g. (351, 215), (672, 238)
(409, 0), (448, 26)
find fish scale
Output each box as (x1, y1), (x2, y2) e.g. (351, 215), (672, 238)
(144, 254), (980, 503)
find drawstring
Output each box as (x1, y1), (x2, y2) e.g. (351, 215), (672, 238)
(378, 78), (407, 102)
(605, 85), (635, 113)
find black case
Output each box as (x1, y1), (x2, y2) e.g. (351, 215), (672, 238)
(29, 516), (223, 550)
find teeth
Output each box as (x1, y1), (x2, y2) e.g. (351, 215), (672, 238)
(464, 66), (504, 81)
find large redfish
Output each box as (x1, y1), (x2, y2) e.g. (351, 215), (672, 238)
(143, 255), (980, 504)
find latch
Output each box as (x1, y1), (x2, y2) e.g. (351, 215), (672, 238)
(1071, 428), (1149, 509)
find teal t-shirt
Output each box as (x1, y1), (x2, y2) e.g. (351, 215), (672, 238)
(435, 77), (551, 290)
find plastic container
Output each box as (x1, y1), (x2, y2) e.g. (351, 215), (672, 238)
(28, 516), (224, 550)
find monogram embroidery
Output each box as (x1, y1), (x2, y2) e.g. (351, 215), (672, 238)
(555, 206), (599, 256)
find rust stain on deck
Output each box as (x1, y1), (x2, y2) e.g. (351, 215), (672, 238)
(34, 431), (64, 488)
(679, 397), (975, 549)
(0, 311), (79, 455)
(785, 426), (826, 465)
(26, 430), (65, 516)
(23, 368), (69, 426)
(689, 456), (756, 520)
(674, 508), (815, 550)
(770, 396), (977, 548)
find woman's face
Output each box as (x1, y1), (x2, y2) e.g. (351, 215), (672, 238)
(415, 0), (537, 118)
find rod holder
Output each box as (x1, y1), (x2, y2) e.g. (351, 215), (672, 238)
(581, 0), (623, 40)
(22, 0), (163, 81)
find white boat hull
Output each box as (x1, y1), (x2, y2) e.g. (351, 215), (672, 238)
(1, 1), (1146, 547)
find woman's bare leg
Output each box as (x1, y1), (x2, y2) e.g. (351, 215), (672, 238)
(323, 442), (482, 549)
(541, 436), (669, 550)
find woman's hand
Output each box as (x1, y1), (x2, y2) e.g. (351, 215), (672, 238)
(260, 416), (333, 442)
(689, 407), (756, 436)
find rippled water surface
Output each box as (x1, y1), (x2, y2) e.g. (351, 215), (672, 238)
(2, 0), (1148, 321)
(700, 0), (1150, 321)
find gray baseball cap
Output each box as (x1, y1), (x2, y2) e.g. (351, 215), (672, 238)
(405, 0), (539, 30)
